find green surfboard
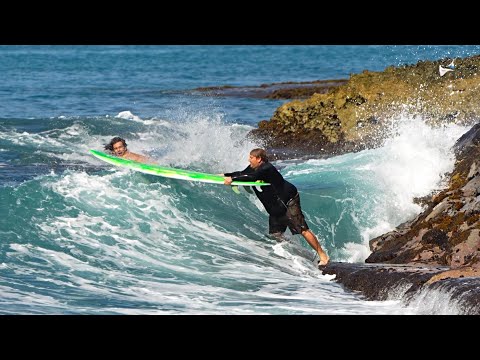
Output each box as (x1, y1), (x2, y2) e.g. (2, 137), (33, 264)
(89, 150), (270, 188)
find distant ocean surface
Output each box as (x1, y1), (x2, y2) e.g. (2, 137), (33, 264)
(0, 45), (478, 314)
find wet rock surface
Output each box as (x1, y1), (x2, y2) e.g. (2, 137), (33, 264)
(322, 262), (449, 300)
(321, 262), (480, 314)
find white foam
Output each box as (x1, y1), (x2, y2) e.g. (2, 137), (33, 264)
(295, 116), (470, 263)
(116, 110), (142, 121)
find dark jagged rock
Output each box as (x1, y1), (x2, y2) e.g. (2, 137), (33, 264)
(425, 277), (480, 314)
(322, 262), (448, 300)
(455, 121), (480, 151)
(321, 262), (480, 314)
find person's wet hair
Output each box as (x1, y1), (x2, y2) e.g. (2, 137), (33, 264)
(105, 137), (127, 152)
(250, 148), (268, 162)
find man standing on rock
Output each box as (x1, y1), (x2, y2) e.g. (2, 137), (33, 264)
(222, 148), (329, 268)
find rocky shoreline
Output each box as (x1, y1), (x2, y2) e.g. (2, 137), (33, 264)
(321, 262), (480, 314)
(332, 122), (479, 314)
(250, 55), (480, 160)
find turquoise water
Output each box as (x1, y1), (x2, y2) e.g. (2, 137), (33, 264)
(0, 45), (476, 314)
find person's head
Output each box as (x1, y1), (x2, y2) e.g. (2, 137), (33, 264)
(249, 148), (268, 169)
(105, 137), (128, 157)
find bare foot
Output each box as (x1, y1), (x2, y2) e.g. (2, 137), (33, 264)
(318, 251), (329, 267)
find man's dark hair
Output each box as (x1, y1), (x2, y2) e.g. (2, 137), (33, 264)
(105, 137), (127, 152)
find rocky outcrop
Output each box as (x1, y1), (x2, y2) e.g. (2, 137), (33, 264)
(251, 55), (480, 158)
(320, 124), (480, 313)
(321, 262), (480, 314)
(365, 123), (480, 268)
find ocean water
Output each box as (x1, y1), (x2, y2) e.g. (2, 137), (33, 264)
(0, 45), (478, 314)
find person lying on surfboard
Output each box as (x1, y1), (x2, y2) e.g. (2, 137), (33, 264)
(222, 148), (329, 268)
(104, 136), (152, 163)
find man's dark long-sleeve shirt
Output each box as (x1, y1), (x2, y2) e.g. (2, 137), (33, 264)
(224, 162), (297, 216)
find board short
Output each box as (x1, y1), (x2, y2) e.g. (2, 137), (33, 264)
(268, 193), (309, 235)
